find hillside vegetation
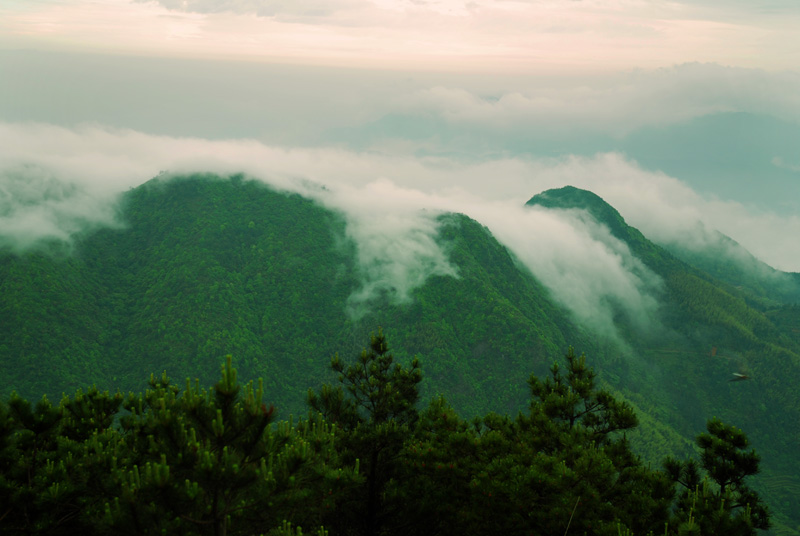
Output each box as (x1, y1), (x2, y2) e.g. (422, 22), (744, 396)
(0, 337), (771, 535)
(2, 174), (799, 532)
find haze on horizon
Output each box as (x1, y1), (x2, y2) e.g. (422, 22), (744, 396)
(2, 0), (800, 280)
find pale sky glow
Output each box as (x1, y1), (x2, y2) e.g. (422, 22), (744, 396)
(2, 0), (799, 71)
(2, 0), (800, 274)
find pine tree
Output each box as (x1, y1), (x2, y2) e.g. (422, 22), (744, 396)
(308, 328), (422, 536)
(388, 348), (674, 536)
(665, 418), (770, 535)
(102, 356), (350, 536)
(384, 395), (480, 536)
(0, 387), (123, 535)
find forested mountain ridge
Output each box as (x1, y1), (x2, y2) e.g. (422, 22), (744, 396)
(2, 174), (800, 532)
(528, 185), (800, 307)
(528, 185), (800, 533)
(663, 228), (800, 306)
(528, 186), (800, 350)
(1, 175), (588, 413)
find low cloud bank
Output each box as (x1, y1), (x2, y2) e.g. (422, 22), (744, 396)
(396, 64), (800, 138)
(322, 178), (459, 319)
(2, 122), (797, 339)
(467, 201), (664, 343)
(0, 163), (122, 253)
(534, 153), (800, 274)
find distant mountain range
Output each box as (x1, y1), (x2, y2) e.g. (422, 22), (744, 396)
(2, 174), (799, 533)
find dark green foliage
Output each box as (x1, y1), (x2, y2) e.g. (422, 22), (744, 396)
(308, 329), (422, 536)
(525, 348), (639, 444)
(313, 329), (422, 427)
(527, 185), (679, 276)
(104, 356), (353, 535)
(528, 186), (800, 533)
(0, 388), (122, 535)
(401, 213), (578, 414)
(304, 340), (768, 536)
(2, 176), (798, 530)
(386, 395), (478, 536)
(0, 174), (363, 411)
(0, 357), (356, 536)
(459, 349), (673, 536)
(663, 227), (800, 306)
(0, 251), (111, 398)
(0, 346), (772, 535)
(0, 175), (579, 420)
(665, 418), (770, 535)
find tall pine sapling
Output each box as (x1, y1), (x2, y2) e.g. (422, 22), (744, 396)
(308, 328), (422, 536)
(664, 418), (770, 535)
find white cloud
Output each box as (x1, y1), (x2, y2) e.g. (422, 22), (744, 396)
(321, 178), (460, 318)
(772, 156), (800, 173)
(2, 123), (798, 337)
(0, 163), (122, 252)
(465, 200), (664, 342)
(3, 52), (799, 158)
(399, 64), (800, 136)
(521, 152), (800, 273)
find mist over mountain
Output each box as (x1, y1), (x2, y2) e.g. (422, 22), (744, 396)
(3, 1), (800, 530)
(2, 173), (800, 531)
(524, 185), (800, 531)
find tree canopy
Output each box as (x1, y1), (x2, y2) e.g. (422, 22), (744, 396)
(0, 335), (770, 535)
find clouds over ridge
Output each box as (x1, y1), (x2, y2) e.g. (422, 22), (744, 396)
(398, 64), (800, 137)
(2, 122), (798, 337)
(0, 163), (121, 252)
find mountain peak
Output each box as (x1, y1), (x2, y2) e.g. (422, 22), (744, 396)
(526, 185), (628, 239)
(526, 185), (690, 280)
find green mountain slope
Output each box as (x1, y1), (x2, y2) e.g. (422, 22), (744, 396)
(528, 186), (800, 533)
(2, 175), (800, 532)
(0, 175), (586, 416)
(660, 226), (800, 306)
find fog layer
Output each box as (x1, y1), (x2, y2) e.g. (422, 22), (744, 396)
(3, 122), (798, 339)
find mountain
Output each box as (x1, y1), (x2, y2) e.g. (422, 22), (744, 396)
(0, 175), (589, 415)
(659, 226), (800, 306)
(2, 175), (800, 532)
(527, 186), (800, 533)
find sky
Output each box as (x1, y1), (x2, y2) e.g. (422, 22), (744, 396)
(3, 0), (800, 71)
(2, 0), (800, 337)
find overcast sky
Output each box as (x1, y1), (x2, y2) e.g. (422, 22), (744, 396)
(1, 0), (799, 310)
(3, 0), (800, 71)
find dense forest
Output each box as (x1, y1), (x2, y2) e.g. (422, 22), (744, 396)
(1, 174), (799, 533)
(0, 333), (771, 535)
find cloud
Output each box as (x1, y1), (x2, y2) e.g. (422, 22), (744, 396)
(321, 178), (460, 319)
(136, 0), (363, 20)
(4, 52), (799, 156)
(526, 152), (800, 273)
(464, 200), (665, 343)
(674, 0), (800, 17)
(0, 122), (470, 319)
(772, 156), (800, 173)
(6, 0), (800, 70)
(2, 122), (798, 340)
(397, 64), (800, 137)
(0, 163), (122, 252)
